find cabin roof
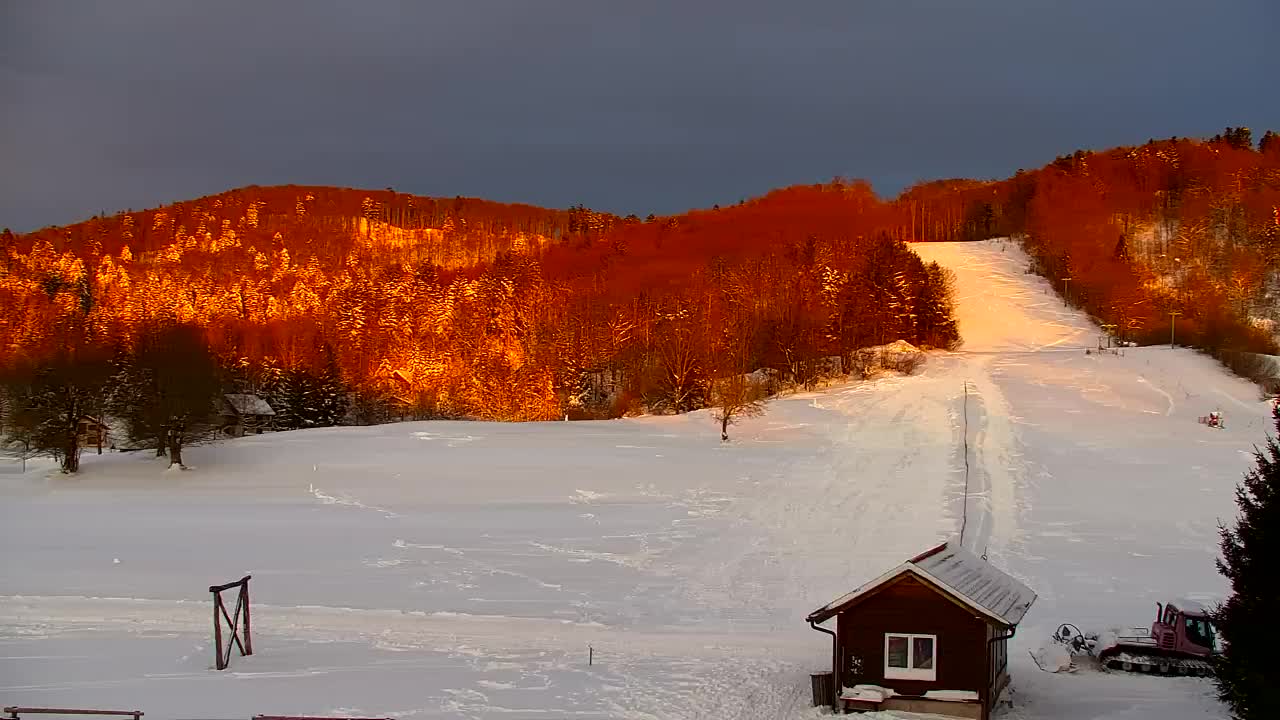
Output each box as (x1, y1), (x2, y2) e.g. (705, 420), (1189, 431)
(806, 542), (1036, 627)
(224, 393), (275, 417)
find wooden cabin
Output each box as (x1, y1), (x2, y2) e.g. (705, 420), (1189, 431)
(220, 394), (276, 437)
(77, 416), (110, 454)
(806, 542), (1036, 718)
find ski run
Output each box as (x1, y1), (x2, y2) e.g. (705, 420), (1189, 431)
(1, 238), (1260, 719)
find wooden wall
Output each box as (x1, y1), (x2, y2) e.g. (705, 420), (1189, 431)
(835, 574), (990, 701)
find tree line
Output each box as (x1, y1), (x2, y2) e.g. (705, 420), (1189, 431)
(10, 126), (1273, 469)
(1, 179), (961, 455)
(0, 321), (357, 474)
(881, 128), (1280, 374)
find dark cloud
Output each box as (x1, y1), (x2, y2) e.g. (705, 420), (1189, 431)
(3, 0), (1277, 231)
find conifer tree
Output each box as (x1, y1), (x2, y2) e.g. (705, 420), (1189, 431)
(1114, 234), (1131, 262)
(1212, 127), (1253, 151)
(1213, 409), (1280, 719)
(276, 356), (348, 430)
(1260, 130), (1279, 156)
(309, 354), (350, 427)
(273, 369), (306, 431)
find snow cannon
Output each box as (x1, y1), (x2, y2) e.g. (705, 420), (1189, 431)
(1198, 411), (1224, 429)
(1030, 623), (1095, 673)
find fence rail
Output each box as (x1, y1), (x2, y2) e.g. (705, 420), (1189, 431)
(253, 716), (393, 720)
(5, 708), (143, 719)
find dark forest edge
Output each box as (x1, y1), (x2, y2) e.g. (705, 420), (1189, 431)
(2, 127), (1279, 472)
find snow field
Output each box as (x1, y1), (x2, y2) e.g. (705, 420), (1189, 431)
(1, 239), (1266, 719)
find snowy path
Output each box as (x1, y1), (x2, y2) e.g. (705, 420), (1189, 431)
(913, 240), (1264, 719)
(1, 239), (1266, 719)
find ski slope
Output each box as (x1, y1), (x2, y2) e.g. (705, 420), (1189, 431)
(0, 238), (1263, 719)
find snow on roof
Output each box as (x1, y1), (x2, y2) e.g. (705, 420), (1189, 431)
(806, 541), (1036, 627)
(224, 393), (275, 416)
(1173, 597), (1210, 615)
(881, 339), (920, 354)
(912, 542), (1037, 626)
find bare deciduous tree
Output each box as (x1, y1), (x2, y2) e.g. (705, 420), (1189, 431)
(648, 307), (708, 414)
(711, 372), (765, 442)
(117, 323), (222, 469)
(0, 349), (112, 474)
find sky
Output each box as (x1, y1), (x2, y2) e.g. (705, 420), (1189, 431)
(2, 0), (1278, 232)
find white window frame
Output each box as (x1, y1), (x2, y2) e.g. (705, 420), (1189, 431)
(884, 633), (937, 681)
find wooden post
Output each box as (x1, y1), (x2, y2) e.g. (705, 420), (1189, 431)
(241, 578), (252, 655)
(212, 592), (224, 670)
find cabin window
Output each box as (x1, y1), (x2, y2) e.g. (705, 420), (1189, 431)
(884, 633), (937, 681)
(1184, 617), (1214, 649)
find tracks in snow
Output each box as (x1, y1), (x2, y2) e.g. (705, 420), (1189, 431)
(0, 595), (811, 660)
(954, 355), (1024, 562)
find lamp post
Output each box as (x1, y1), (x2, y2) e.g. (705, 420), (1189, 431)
(1170, 310), (1182, 348)
(1101, 323), (1117, 349)
(1061, 277), (1072, 307)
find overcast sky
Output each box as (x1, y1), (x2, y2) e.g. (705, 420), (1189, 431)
(3, 1), (1277, 232)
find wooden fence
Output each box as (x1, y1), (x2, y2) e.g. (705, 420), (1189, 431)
(4, 708), (142, 719)
(210, 575), (253, 670)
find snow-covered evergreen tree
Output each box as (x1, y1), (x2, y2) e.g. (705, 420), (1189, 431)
(276, 357), (348, 430)
(245, 360), (289, 430)
(311, 355), (350, 427)
(272, 369), (305, 430)
(1213, 409), (1280, 719)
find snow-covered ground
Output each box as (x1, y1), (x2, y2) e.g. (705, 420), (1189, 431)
(1, 238), (1260, 719)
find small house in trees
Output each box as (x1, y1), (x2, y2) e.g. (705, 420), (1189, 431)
(76, 416), (110, 454)
(806, 542), (1035, 718)
(220, 394), (275, 437)
(375, 364), (414, 408)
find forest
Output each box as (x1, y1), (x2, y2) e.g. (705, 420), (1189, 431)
(892, 128), (1280, 364)
(0, 178), (959, 471)
(2, 127), (1278, 472)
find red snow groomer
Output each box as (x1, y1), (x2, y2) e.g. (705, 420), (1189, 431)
(1054, 601), (1217, 676)
(1095, 601), (1217, 675)
(1198, 411), (1224, 429)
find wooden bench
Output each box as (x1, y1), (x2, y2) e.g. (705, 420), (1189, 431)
(253, 716), (392, 720)
(4, 709), (142, 720)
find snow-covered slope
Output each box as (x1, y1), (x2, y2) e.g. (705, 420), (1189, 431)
(1, 239), (1264, 719)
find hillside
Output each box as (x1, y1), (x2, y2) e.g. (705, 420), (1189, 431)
(896, 131), (1280, 368)
(0, 239), (1260, 719)
(3, 130), (1278, 436)
(2, 182), (958, 425)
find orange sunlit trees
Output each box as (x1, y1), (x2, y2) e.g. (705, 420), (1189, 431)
(4, 181), (965, 424)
